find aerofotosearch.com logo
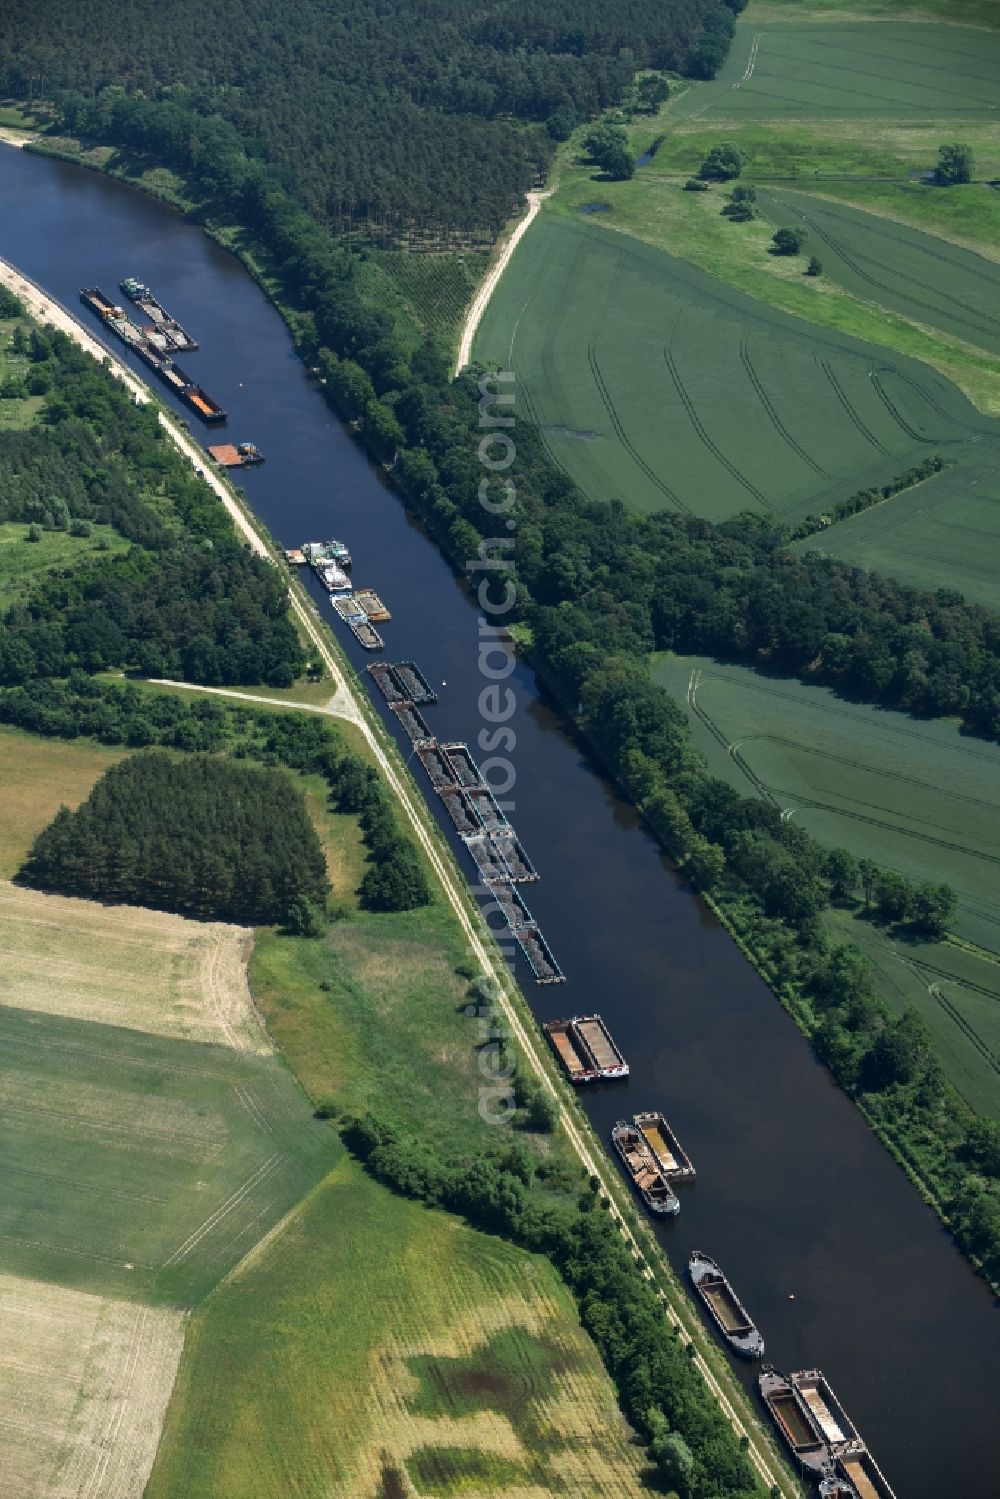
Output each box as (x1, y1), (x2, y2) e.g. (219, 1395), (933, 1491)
(469, 368), (518, 1124)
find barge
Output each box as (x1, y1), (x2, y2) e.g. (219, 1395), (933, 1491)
(688, 1252), (763, 1359)
(463, 785), (509, 834)
(759, 1366), (831, 1474)
(442, 743), (482, 788)
(393, 661), (437, 703)
(789, 1370), (859, 1452)
(516, 926), (564, 984)
(302, 538), (352, 569)
(634, 1110), (695, 1182)
(333, 595), (365, 623)
(543, 1015), (627, 1082)
(316, 561), (352, 594)
(489, 830), (538, 882)
(417, 743), (458, 788)
(485, 879), (533, 932)
(367, 662), (405, 703)
(348, 618), (383, 650)
(389, 700), (434, 744)
(835, 1447), (898, 1499)
(80, 289), (227, 423)
(120, 278), (199, 351)
(439, 787), (479, 836)
(612, 1120), (679, 1216)
(353, 588), (390, 622)
(464, 831), (510, 883)
(207, 442), (265, 467)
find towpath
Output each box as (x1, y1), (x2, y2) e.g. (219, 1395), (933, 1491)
(0, 248), (791, 1496)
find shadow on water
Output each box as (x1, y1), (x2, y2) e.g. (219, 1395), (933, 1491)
(0, 141), (997, 1499)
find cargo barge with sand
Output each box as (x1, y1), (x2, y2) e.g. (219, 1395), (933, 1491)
(688, 1252), (763, 1359)
(612, 1119), (679, 1216)
(120, 278), (199, 351)
(543, 1015), (627, 1082)
(634, 1110), (695, 1182)
(208, 441), (265, 467)
(760, 1367), (896, 1496)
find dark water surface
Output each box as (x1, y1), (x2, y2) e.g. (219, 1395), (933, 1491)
(1, 144), (997, 1498)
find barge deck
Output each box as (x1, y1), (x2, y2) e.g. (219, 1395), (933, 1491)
(612, 1119), (679, 1216)
(120, 278), (198, 351)
(688, 1251), (763, 1359)
(543, 1015), (627, 1080)
(635, 1110), (695, 1181)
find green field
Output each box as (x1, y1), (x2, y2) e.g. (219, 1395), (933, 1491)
(652, 654), (1000, 956)
(754, 188), (1000, 356)
(0, 1000), (339, 1305)
(146, 1160), (649, 1499)
(652, 653), (1000, 1115)
(0, 519), (128, 606)
(675, 21), (1000, 121)
(795, 445), (1000, 606)
(825, 910), (1000, 1118)
(474, 213), (998, 521)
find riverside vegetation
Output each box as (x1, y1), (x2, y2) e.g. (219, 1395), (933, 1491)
(0, 291), (774, 1494)
(6, 0), (998, 1290)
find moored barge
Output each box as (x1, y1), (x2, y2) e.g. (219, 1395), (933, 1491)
(688, 1251), (763, 1359)
(759, 1366), (831, 1474)
(835, 1446), (898, 1499)
(516, 926), (563, 983)
(543, 1015), (627, 1082)
(80, 288), (227, 422)
(207, 441), (265, 467)
(353, 588), (390, 622)
(389, 700), (434, 744)
(635, 1110), (695, 1182)
(789, 1369), (859, 1452)
(612, 1119), (679, 1216)
(489, 830), (538, 882)
(120, 278), (199, 351)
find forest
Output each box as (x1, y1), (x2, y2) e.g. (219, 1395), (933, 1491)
(0, 0), (740, 239)
(0, 326), (304, 687)
(19, 751), (328, 926)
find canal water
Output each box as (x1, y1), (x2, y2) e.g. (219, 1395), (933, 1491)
(1, 143), (997, 1497)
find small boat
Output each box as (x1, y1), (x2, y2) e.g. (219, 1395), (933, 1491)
(612, 1119), (679, 1216)
(634, 1110), (695, 1181)
(759, 1365), (831, 1473)
(688, 1251), (764, 1359)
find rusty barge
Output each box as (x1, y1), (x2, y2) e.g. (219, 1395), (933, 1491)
(612, 1119), (679, 1216)
(543, 1015), (627, 1082)
(688, 1252), (763, 1359)
(759, 1367), (896, 1497)
(120, 277), (198, 351)
(208, 441), (265, 467)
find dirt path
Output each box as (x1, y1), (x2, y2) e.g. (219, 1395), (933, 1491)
(0, 253), (790, 1495)
(454, 190), (549, 375)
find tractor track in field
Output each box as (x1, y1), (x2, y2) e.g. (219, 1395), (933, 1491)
(870, 371), (937, 445)
(662, 344), (771, 509)
(587, 341), (690, 513)
(818, 360), (889, 454)
(776, 200), (1000, 351)
(738, 333), (827, 477)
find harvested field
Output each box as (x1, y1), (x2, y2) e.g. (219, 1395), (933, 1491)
(474, 215), (998, 522)
(0, 1000), (339, 1306)
(0, 727), (124, 877)
(0, 881), (270, 1051)
(675, 22), (1000, 121)
(0, 1269), (184, 1499)
(145, 1161), (648, 1499)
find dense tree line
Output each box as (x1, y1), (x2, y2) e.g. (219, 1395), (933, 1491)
(344, 1111), (760, 1498)
(0, 678), (432, 913)
(0, 330), (304, 688)
(19, 752), (328, 926)
(0, 0), (735, 238)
